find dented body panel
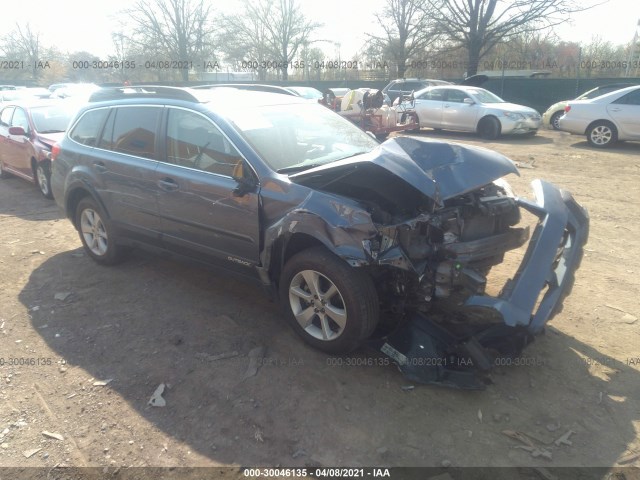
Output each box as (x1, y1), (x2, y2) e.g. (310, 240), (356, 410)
(259, 137), (588, 388)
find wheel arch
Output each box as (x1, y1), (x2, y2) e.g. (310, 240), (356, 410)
(584, 119), (618, 136)
(65, 183), (110, 230)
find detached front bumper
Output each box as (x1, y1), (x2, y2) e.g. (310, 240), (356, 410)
(374, 180), (589, 389)
(465, 179), (589, 333)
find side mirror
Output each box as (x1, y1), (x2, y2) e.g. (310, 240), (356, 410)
(232, 160), (257, 197)
(9, 126), (27, 136)
(463, 98), (475, 105)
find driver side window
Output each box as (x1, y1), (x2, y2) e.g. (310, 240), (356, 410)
(11, 108), (30, 133)
(166, 109), (241, 177)
(445, 89), (470, 103)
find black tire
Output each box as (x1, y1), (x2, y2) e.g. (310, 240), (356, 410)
(75, 197), (124, 265)
(478, 116), (501, 140)
(0, 159), (10, 179)
(550, 111), (563, 130)
(586, 121), (617, 148)
(35, 162), (53, 199)
(279, 246), (379, 354)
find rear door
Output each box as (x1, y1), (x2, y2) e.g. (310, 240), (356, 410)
(608, 89), (640, 139)
(414, 88), (445, 127)
(155, 107), (261, 273)
(88, 105), (162, 242)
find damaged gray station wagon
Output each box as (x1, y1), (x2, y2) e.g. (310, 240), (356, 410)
(51, 86), (588, 389)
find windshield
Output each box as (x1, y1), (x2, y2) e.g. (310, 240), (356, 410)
(226, 103), (379, 173)
(469, 89), (505, 104)
(31, 104), (79, 133)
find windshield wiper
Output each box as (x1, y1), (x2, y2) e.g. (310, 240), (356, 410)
(277, 163), (323, 174)
(277, 151), (370, 174)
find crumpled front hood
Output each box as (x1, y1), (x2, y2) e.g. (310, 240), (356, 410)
(291, 137), (519, 205)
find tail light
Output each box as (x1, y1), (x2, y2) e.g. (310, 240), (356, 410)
(51, 143), (61, 161)
(564, 105), (571, 113)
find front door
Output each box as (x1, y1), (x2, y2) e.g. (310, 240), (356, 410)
(155, 107), (261, 274)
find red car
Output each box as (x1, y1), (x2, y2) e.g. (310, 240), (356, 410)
(0, 100), (79, 198)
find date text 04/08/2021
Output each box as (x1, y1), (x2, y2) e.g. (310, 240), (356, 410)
(243, 468), (391, 478)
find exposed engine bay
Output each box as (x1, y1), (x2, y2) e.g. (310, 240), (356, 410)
(288, 137), (589, 389)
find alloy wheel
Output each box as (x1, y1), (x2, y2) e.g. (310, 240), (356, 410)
(80, 208), (109, 256)
(288, 269), (347, 341)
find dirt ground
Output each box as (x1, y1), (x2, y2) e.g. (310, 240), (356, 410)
(0, 128), (639, 478)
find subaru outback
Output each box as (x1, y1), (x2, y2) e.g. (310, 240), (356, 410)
(51, 86), (588, 388)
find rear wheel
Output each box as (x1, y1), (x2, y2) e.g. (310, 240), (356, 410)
(36, 162), (53, 199)
(280, 246), (379, 354)
(550, 111), (563, 130)
(478, 116), (501, 140)
(75, 197), (124, 265)
(587, 121), (617, 148)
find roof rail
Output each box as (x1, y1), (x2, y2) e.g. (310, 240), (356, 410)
(89, 85), (200, 103)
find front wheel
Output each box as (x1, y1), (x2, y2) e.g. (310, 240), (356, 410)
(0, 160), (10, 179)
(587, 121), (617, 148)
(75, 197), (124, 265)
(36, 162), (53, 199)
(279, 246), (379, 354)
(478, 116), (501, 140)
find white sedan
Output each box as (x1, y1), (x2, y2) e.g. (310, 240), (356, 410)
(557, 85), (640, 148)
(413, 86), (541, 139)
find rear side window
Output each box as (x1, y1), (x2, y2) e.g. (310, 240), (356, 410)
(419, 89), (444, 101)
(106, 106), (161, 159)
(613, 89), (640, 106)
(403, 82), (423, 91)
(69, 108), (110, 146)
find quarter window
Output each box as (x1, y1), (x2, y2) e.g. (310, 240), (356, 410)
(165, 109), (241, 176)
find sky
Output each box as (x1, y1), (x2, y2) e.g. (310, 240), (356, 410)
(0, 0), (638, 60)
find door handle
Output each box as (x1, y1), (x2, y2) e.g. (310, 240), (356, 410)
(93, 161), (107, 173)
(157, 178), (179, 192)
(609, 107), (621, 112)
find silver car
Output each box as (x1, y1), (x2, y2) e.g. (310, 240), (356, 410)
(557, 85), (640, 148)
(413, 86), (541, 139)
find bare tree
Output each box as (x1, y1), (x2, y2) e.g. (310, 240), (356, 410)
(426, 0), (596, 76)
(0, 23), (42, 82)
(219, 0), (275, 81)
(263, 0), (321, 80)
(367, 0), (437, 79)
(122, 0), (216, 81)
